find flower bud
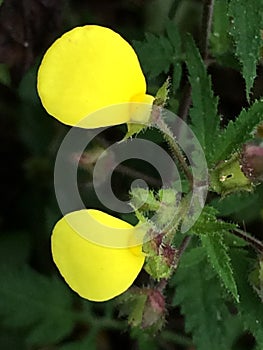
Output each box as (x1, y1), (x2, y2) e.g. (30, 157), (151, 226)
(241, 143), (263, 181)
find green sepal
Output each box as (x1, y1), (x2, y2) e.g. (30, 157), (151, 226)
(130, 188), (160, 212)
(144, 253), (174, 280)
(143, 235), (177, 281)
(124, 123), (147, 139)
(210, 153), (253, 195)
(153, 78), (171, 107)
(124, 79), (170, 139)
(119, 289), (148, 328)
(118, 287), (166, 333)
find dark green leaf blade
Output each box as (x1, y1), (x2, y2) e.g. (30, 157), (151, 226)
(0, 266), (75, 346)
(133, 33), (174, 79)
(185, 35), (219, 160)
(200, 233), (238, 301)
(191, 206), (239, 301)
(228, 0), (262, 100)
(231, 249), (263, 349)
(133, 21), (182, 82)
(211, 100), (263, 164)
(211, 0), (231, 56)
(172, 247), (242, 350)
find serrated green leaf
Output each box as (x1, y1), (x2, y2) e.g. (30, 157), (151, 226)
(165, 20), (182, 54)
(0, 266), (75, 346)
(191, 206), (239, 300)
(211, 100), (263, 164)
(134, 33), (174, 78)
(231, 249), (263, 348)
(200, 233), (239, 301)
(133, 21), (182, 81)
(191, 205), (237, 234)
(172, 247), (242, 350)
(228, 0), (262, 100)
(185, 35), (219, 158)
(211, 191), (260, 217)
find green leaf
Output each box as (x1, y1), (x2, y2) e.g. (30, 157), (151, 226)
(191, 206), (239, 300)
(131, 329), (159, 350)
(211, 191), (260, 217)
(166, 21), (182, 91)
(185, 35), (219, 159)
(0, 64), (11, 86)
(200, 233), (239, 301)
(211, 0), (231, 55)
(0, 266), (75, 346)
(231, 249), (263, 348)
(228, 0), (262, 100)
(211, 100), (263, 165)
(191, 206), (237, 235)
(60, 329), (98, 350)
(134, 33), (174, 78)
(172, 247), (242, 350)
(0, 232), (31, 267)
(133, 21), (182, 81)
(0, 331), (26, 350)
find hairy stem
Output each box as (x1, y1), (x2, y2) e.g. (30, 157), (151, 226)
(177, 81), (192, 122)
(177, 235), (192, 260)
(153, 107), (193, 186)
(232, 228), (263, 252)
(156, 235), (192, 293)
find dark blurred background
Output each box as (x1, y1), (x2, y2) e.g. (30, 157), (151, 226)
(0, 0), (262, 349)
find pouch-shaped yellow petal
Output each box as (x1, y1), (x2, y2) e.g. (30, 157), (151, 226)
(38, 25), (152, 127)
(51, 210), (145, 301)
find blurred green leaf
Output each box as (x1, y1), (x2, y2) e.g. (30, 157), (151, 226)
(185, 35), (219, 161)
(231, 249), (263, 348)
(172, 247), (242, 350)
(210, 100), (263, 165)
(131, 329), (159, 350)
(0, 331), (26, 350)
(0, 64), (11, 86)
(18, 64), (59, 156)
(211, 191), (260, 217)
(229, 0), (262, 100)
(0, 232), (31, 267)
(0, 266), (75, 346)
(59, 329), (97, 350)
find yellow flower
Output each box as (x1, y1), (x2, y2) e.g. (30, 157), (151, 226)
(37, 25), (154, 128)
(52, 209), (145, 301)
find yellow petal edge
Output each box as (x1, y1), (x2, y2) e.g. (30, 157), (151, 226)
(51, 209), (145, 301)
(37, 25), (154, 128)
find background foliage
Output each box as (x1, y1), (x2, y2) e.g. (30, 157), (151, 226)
(1, 0), (263, 349)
